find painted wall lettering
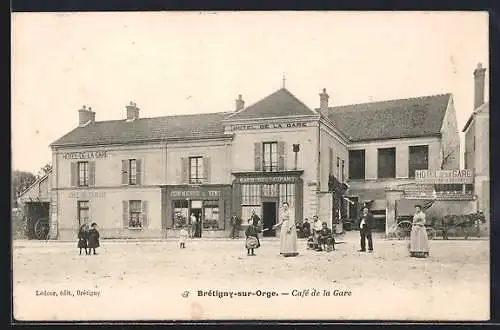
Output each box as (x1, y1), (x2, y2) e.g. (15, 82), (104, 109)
(170, 190), (221, 198)
(415, 169), (474, 184)
(68, 191), (106, 199)
(237, 176), (297, 184)
(231, 122), (308, 131)
(62, 151), (108, 160)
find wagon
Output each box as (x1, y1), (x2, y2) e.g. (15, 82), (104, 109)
(393, 212), (486, 240)
(23, 202), (50, 240)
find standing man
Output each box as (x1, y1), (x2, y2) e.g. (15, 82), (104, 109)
(250, 209), (260, 227)
(190, 213), (197, 239)
(358, 207), (374, 252)
(230, 214), (241, 239)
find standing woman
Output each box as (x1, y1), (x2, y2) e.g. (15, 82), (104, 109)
(77, 224), (89, 255)
(409, 204), (430, 258)
(273, 202), (299, 257)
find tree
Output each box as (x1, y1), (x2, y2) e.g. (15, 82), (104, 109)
(12, 170), (37, 206)
(36, 163), (52, 179)
(440, 146), (458, 170)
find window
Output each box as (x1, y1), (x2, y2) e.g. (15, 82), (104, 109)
(189, 157), (203, 184)
(409, 145), (429, 178)
(263, 142), (278, 172)
(77, 201), (89, 226)
(128, 159), (137, 185)
(348, 150), (365, 180)
(172, 200), (189, 229)
(129, 200), (143, 228)
(341, 160), (345, 182)
(241, 184), (262, 206)
(78, 162), (89, 186)
(377, 147), (396, 179)
(203, 203), (222, 230)
(279, 183), (295, 208)
(328, 148), (333, 175)
(336, 157), (340, 179)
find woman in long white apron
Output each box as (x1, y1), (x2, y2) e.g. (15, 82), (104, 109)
(273, 202), (299, 257)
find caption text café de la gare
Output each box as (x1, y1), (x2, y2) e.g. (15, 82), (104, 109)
(48, 85), (455, 240)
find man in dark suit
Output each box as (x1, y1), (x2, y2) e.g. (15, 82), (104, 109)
(358, 207), (374, 252)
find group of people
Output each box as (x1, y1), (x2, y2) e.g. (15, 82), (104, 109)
(77, 222), (101, 255)
(175, 201), (430, 259)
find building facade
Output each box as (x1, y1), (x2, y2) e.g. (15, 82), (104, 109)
(48, 86), (461, 240)
(463, 63), (490, 230)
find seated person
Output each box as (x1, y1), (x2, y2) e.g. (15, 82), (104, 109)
(317, 222), (335, 252)
(302, 218), (311, 238)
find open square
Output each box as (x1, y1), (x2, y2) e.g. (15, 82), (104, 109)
(13, 233), (489, 321)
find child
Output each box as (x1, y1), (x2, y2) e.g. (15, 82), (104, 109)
(179, 226), (188, 249)
(77, 224), (89, 255)
(318, 222), (335, 252)
(87, 222), (100, 255)
(245, 220), (260, 256)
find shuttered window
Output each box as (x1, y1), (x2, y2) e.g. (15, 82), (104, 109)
(122, 159), (142, 185)
(78, 162), (89, 186)
(408, 145), (429, 178)
(263, 142), (278, 172)
(126, 200), (148, 229)
(128, 159), (137, 185)
(349, 149), (365, 180)
(378, 147), (396, 179)
(189, 156), (204, 184)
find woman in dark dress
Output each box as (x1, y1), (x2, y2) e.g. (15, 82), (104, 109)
(87, 222), (100, 255)
(77, 224), (89, 255)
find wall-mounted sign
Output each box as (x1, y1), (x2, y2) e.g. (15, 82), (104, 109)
(237, 176), (297, 184)
(170, 190), (221, 198)
(68, 191), (106, 199)
(415, 169), (474, 184)
(63, 151), (108, 160)
(231, 122), (308, 132)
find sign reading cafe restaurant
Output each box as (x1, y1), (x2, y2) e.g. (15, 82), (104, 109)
(415, 169), (474, 184)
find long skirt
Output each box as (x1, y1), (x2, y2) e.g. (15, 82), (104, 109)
(409, 225), (429, 258)
(246, 236), (260, 249)
(280, 221), (299, 257)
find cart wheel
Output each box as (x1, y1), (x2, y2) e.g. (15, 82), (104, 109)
(426, 227), (436, 240)
(395, 221), (412, 240)
(34, 219), (47, 240)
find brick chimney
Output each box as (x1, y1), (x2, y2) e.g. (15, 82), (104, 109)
(78, 105), (95, 126)
(319, 88), (329, 114)
(126, 101), (140, 120)
(235, 94), (244, 112)
(474, 62), (486, 109)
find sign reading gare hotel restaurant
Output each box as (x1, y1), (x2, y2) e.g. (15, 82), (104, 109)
(415, 169), (474, 184)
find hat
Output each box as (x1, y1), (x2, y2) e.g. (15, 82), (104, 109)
(414, 204), (422, 209)
(91, 222), (97, 227)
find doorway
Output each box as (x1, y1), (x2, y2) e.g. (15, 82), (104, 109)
(262, 202), (277, 237)
(190, 200), (202, 238)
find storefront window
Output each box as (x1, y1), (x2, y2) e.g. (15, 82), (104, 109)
(203, 203), (221, 230)
(241, 184), (261, 205)
(173, 200), (189, 229)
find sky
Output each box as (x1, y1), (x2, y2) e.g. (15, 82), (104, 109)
(11, 11), (489, 173)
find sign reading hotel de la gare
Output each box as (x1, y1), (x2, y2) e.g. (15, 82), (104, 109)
(231, 122), (308, 131)
(415, 169), (474, 184)
(62, 151), (108, 160)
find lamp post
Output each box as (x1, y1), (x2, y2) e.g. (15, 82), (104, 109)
(292, 144), (300, 170)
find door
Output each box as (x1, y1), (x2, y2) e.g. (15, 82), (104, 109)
(190, 200), (203, 238)
(262, 202), (277, 237)
(78, 200), (90, 227)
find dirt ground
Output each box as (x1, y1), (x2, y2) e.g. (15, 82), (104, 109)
(12, 232), (490, 321)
